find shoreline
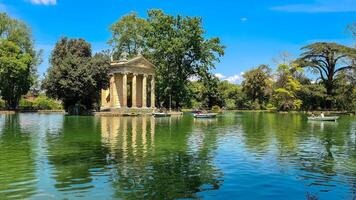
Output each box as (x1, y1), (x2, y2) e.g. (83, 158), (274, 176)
(182, 109), (355, 115)
(0, 110), (65, 115)
(0, 109), (354, 116)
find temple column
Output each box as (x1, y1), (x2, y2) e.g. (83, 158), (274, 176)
(122, 73), (127, 108)
(150, 75), (155, 108)
(109, 75), (115, 107)
(101, 89), (108, 108)
(113, 74), (119, 108)
(132, 73), (137, 108)
(142, 74), (147, 108)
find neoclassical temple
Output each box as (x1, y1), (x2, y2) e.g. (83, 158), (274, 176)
(101, 55), (156, 111)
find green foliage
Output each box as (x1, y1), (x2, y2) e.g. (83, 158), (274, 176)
(225, 99), (236, 110)
(186, 74), (225, 109)
(183, 42), (354, 112)
(200, 74), (224, 108)
(242, 65), (272, 107)
(332, 71), (355, 111)
(18, 98), (33, 110)
(211, 105), (221, 113)
(352, 87), (356, 112)
(297, 42), (356, 108)
(0, 99), (5, 110)
(0, 13), (39, 109)
(109, 12), (148, 59)
(0, 39), (33, 109)
(109, 9), (225, 109)
(0, 13), (38, 58)
(297, 84), (326, 110)
(33, 96), (62, 110)
(42, 37), (110, 113)
(15, 96), (62, 110)
(190, 99), (202, 110)
(272, 64), (303, 111)
(266, 103), (276, 111)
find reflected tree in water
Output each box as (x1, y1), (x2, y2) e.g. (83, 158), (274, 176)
(0, 115), (37, 199)
(240, 112), (274, 155)
(45, 116), (111, 194)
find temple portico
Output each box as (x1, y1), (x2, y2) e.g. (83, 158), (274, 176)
(100, 55), (156, 112)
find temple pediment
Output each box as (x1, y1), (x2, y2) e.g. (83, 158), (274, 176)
(110, 55), (155, 75)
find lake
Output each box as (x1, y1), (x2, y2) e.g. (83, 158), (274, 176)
(0, 112), (355, 200)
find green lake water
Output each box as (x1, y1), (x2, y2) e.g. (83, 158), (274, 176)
(0, 112), (355, 200)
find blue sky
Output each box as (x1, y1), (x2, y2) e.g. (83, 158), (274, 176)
(0, 0), (355, 83)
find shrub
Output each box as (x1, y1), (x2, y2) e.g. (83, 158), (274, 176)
(191, 99), (202, 110)
(266, 103), (277, 111)
(211, 105), (221, 113)
(19, 98), (34, 110)
(225, 99), (236, 110)
(33, 96), (62, 110)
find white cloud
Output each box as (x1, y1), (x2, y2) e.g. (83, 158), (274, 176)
(214, 73), (226, 79)
(271, 0), (356, 13)
(225, 75), (241, 83)
(214, 72), (244, 84)
(240, 17), (248, 22)
(28, 0), (57, 6)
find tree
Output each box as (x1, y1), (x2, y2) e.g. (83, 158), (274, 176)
(186, 80), (204, 109)
(272, 51), (293, 65)
(0, 13), (37, 57)
(0, 13), (39, 109)
(109, 12), (148, 59)
(200, 74), (224, 108)
(146, 10), (224, 108)
(109, 9), (225, 109)
(0, 40), (33, 109)
(217, 80), (241, 109)
(297, 84), (327, 110)
(241, 65), (272, 108)
(42, 37), (110, 114)
(186, 75), (224, 109)
(272, 64), (302, 111)
(332, 71), (355, 111)
(296, 42), (356, 108)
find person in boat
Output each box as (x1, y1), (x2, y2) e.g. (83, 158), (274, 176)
(320, 112), (325, 118)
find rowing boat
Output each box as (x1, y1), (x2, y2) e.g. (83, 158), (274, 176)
(152, 113), (171, 117)
(307, 116), (339, 121)
(193, 113), (218, 118)
(122, 113), (140, 117)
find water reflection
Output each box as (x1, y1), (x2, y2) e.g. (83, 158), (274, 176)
(0, 113), (355, 199)
(0, 115), (37, 199)
(100, 115), (222, 199)
(238, 113), (356, 199)
(45, 116), (111, 197)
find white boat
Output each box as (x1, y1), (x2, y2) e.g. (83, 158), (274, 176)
(193, 113), (218, 118)
(152, 112), (171, 117)
(307, 116), (339, 121)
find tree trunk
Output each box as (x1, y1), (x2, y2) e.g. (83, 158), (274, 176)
(324, 80), (334, 110)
